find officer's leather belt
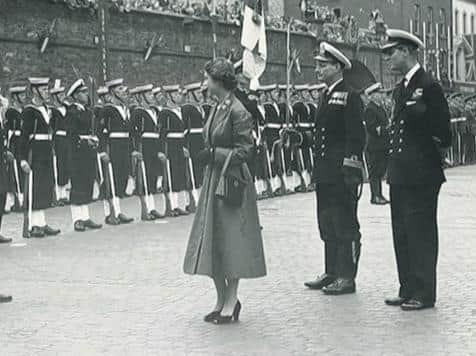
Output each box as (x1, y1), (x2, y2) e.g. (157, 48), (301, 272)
(109, 132), (130, 139)
(142, 132), (160, 139)
(8, 130), (21, 137)
(167, 132), (185, 139)
(264, 123), (282, 129)
(30, 133), (52, 141)
(55, 130), (67, 136)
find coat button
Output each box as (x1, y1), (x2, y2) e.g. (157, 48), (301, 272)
(391, 130), (395, 134)
(400, 129), (404, 133)
(390, 139), (393, 144)
(399, 138), (403, 143)
(322, 135), (325, 140)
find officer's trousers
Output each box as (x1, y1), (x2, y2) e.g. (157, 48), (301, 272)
(316, 183), (361, 279)
(390, 184), (441, 304)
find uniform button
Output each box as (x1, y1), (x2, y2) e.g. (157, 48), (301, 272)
(322, 135), (325, 140)
(399, 138), (403, 143)
(390, 139), (393, 144)
(398, 148), (402, 153)
(400, 120), (404, 124)
(400, 129), (404, 133)
(321, 152), (325, 157)
(321, 144), (325, 148)
(321, 128), (325, 132)
(389, 149), (393, 154)
(391, 130), (395, 134)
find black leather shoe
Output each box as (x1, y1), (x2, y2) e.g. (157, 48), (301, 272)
(204, 310), (221, 323)
(118, 213), (134, 224)
(43, 225), (61, 236)
(186, 204), (196, 213)
(74, 220), (86, 232)
(141, 213), (156, 222)
(0, 235), (12, 244)
(304, 274), (335, 290)
(29, 226), (45, 238)
(83, 219), (102, 230)
(322, 278), (356, 295)
(400, 299), (434, 311)
(105, 215), (121, 226)
(174, 208), (189, 216)
(150, 210), (165, 219)
(0, 294), (12, 303)
(385, 296), (409, 306)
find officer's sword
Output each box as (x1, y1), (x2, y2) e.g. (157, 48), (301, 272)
(12, 160), (23, 206)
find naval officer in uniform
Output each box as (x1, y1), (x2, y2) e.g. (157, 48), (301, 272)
(304, 42), (366, 295)
(382, 30), (451, 310)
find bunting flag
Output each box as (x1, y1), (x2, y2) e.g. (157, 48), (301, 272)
(241, 0), (267, 90)
(288, 48), (301, 75)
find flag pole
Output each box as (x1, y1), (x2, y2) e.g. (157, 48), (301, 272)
(286, 18), (292, 127)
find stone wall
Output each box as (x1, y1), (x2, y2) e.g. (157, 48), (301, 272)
(0, 0), (389, 89)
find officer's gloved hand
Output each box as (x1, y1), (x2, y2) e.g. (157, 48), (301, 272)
(342, 157), (363, 194)
(99, 152), (110, 164)
(197, 148), (214, 165)
(20, 160), (31, 174)
(157, 152), (167, 163)
(4, 150), (15, 163)
(183, 147), (190, 159)
(132, 151), (143, 161)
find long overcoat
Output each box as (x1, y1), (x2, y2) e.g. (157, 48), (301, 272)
(183, 94), (266, 279)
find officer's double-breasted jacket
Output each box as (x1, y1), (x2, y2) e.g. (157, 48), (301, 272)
(388, 68), (451, 185)
(311, 80), (366, 184)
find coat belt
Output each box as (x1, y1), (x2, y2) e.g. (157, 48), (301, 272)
(264, 123), (282, 129)
(142, 132), (160, 139)
(8, 130), (21, 137)
(55, 130), (67, 137)
(188, 128), (203, 134)
(167, 132), (185, 139)
(109, 132), (130, 139)
(30, 133), (52, 141)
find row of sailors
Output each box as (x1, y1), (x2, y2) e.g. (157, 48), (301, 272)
(1, 77), (328, 238)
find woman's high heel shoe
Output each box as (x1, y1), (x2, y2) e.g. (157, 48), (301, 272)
(212, 300), (241, 325)
(204, 310), (221, 322)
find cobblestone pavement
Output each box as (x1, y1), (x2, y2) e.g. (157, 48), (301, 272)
(1, 166), (475, 356)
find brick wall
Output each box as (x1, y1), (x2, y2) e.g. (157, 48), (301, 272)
(0, 0), (388, 90)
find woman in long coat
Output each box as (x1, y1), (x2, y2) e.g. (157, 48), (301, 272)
(183, 58), (266, 324)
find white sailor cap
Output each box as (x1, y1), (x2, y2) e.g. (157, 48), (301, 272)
(381, 29), (424, 51)
(50, 79), (65, 95)
(152, 87), (162, 95)
(364, 82), (382, 96)
(314, 42), (352, 70)
(105, 78), (124, 89)
(294, 84), (310, 91)
(97, 86), (109, 96)
(28, 77), (50, 87)
(9, 86), (27, 94)
(183, 82), (202, 92)
(129, 84), (153, 95)
(308, 83), (328, 91)
(162, 84), (181, 93)
(66, 79), (87, 97)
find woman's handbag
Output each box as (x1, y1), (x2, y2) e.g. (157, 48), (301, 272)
(215, 151), (246, 207)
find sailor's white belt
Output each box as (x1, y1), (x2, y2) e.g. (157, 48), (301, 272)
(142, 132), (160, 139)
(451, 117), (467, 123)
(298, 123), (314, 128)
(167, 132), (185, 139)
(109, 132), (130, 139)
(9, 130), (21, 136)
(283, 124), (294, 128)
(30, 134), (52, 141)
(264, 123), (282, 129)
(188, 128), (203, 134)
(79, 135), (98, 140)
(55, 130), (67, 136)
